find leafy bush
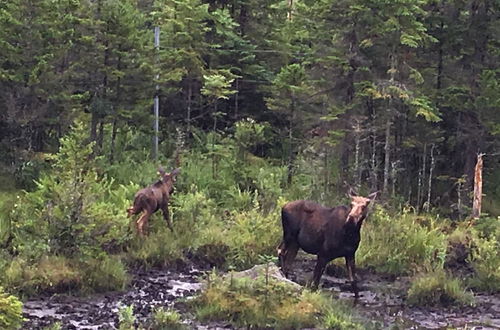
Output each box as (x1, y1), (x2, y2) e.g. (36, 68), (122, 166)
(224, 203), (283, 269)
(468, 234), (500, 292)
(0, 286), (23, 330)
(407, 270), (474, 307)
(117, 304), (136, 330)
(357, 209), (448, 274)
(1, 256), (80, 296)
(82, 255), (129, 293)
(150, 307), (185, 330)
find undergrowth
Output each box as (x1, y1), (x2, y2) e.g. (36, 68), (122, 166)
(407, 269), (474, 307)
(192, 271), (365, 329)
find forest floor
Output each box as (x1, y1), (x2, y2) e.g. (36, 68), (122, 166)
(23, 255), (500, 329)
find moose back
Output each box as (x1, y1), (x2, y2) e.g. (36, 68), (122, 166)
(127, 167), (180, 236)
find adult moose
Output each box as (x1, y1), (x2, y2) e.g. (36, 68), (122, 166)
(127, 167), (180, 236)
(277, 190), (377, 297)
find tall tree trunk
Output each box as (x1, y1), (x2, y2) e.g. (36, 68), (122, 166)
(382, 116), (391, 194)
(287, 98), (295, 184)
(471, 153), (484, 219)
(109, 118), (118, 164)
(424, 144), (436, 212)
(367, 98), (378, 191)
(187, 79), (192, 135)
(234, 78), (239, 120)
(417, 143), (427, 211)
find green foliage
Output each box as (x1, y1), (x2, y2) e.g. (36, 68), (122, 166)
(357, 209), (448, 274)
(42, 322), (62, 330)
(81, 255), (129, 293)
(1, 256), (81, 296)
(193, 272), (363, 329)
(468, 233), (500, 293)
(118, 304), (136, 330)
(0, 286), (23, 330)
(150, 307), (185, 330)
(407, 270), (474, 307)
(224, 205), (282, 269)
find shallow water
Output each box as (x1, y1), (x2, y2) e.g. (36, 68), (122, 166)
(23, 258), (500, 329)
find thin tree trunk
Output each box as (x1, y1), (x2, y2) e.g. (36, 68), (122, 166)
(109, 118), (118, 164)
(424, 144), (435, 212)
(382, 116), (391, 194)
(417, 143), (427, 211)
(287, 98), (295, 184)
(471, 153), (484, 219)
(368, 99), (378, 191)
(187, 80), (192, 134)
(97, 121), (105, 151)
(353, 120), (362, 190)
(234, 78), (239, 120)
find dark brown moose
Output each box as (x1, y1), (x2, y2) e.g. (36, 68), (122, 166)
(127, 167), (180, 236)
(277, 190), (377, 297)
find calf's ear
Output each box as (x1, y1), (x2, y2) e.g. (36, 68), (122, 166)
(158, 166), (166, 176)
(368, 191), (379, 200)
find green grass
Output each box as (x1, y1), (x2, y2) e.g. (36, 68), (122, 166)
(192, 271), (366, 329)
(407, 270), (474, 307)
(357, 209), (448, 275)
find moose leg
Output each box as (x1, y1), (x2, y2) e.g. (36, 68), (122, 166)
(277, 241), (287, 270)
(345, 256), (359, 298)
(161, 206), (174, 232)
(136, 211), (151, 236)
(311, 256), (328, 290)
(281, 242), (299, 277)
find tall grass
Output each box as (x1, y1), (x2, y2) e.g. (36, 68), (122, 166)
(357, 208), (448, 275)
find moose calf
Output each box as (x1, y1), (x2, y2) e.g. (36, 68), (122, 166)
(277, 190), (377, 297)
(127, 167), (180, 236)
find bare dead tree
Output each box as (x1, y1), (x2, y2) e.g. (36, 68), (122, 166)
(471, 153), (484, 219)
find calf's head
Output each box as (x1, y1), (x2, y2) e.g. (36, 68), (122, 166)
(346, 190), (378, 225)
(158, 167), (181, 194)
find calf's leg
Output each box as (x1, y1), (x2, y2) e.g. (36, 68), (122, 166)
(136, 211), (151, 236)
(161, 206), (174, 232)
(345, 255), (359, 298)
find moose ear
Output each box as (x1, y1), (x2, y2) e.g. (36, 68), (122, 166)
(348, 187), (358, 198)
(171, 167), (181, 177)
(368, 191), (379, 200)
(158, 166), (166, 176)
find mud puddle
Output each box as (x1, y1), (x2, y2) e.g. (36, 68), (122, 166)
(289, 256), (500, 329)
(23, 267), (205, 329)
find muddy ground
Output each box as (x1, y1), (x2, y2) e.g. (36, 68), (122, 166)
(23, 255), (500, 329)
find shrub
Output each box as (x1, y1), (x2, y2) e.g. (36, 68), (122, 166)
(1, 256), (80, 296)
(0, 286), (23, 330)
(357, 209), (448, 275)
(407, 270), (474, 307)
(193, 271), (365, 329)
(117, 304), (136, 330)
(82, 255), (129, 293)
(224, 203), (282, 269)
(468, 234), (500, 292)
(126, 229), (185, 268)
(150, 307), (185, 330)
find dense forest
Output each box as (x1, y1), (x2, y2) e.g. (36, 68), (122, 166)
(0, 0), (499, 329)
